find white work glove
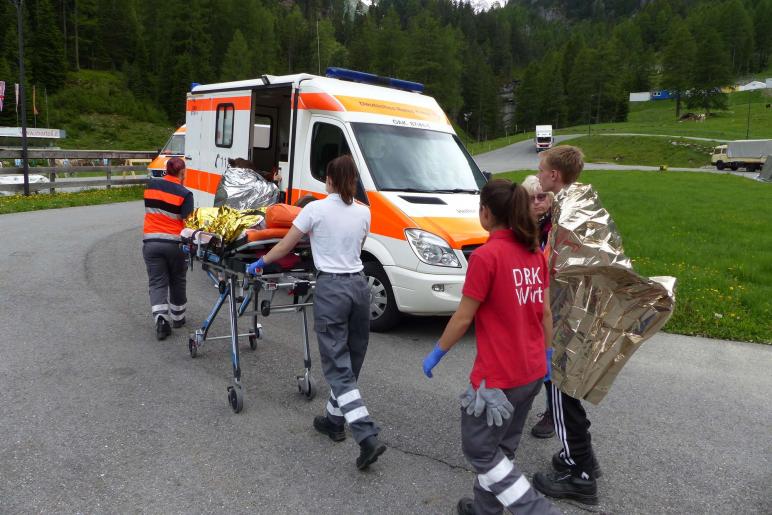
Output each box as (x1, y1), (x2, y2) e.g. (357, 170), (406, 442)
(459, 384), (476, 414)
(477, 379), (515, 427)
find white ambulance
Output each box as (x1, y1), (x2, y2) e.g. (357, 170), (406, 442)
(184, 68), (488, 331)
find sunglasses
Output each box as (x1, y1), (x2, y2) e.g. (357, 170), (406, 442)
(530, 193), (548, 202)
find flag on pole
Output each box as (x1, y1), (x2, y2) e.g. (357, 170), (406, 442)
(15, 83), (19, 112)
(0, 81), (5, 112)
(33, 85), (39, 116)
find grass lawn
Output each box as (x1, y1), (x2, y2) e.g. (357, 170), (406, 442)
(0, 186), (144, 214)
(558, 90), (772, 141)
(568, 135), (714, 168)
(500, 170), (772, 344)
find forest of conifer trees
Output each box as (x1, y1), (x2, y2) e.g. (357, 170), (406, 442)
(0, 0), (770, 140)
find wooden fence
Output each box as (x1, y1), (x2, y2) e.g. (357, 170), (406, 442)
(0, 149), (156, 194)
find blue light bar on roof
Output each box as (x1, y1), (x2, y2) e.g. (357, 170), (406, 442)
(325, 67), (424, 93)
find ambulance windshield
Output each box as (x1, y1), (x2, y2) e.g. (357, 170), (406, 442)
(160, 134), (185, 155)
(352, 123), (485, 193)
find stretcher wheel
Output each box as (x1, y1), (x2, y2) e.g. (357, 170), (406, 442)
(297, 374), (317, 400)
(188, 338), (198, 358)
(228, 385), (244, 413)
(248, 334), (258, 351)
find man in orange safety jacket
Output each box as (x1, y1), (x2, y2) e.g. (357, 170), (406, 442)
(142, 157), (194, 340)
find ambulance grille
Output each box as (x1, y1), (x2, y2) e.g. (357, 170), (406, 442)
(398, 195), (446, 205)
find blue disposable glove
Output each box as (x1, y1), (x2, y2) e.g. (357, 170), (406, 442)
(545, 347), (554, 382)
(544, 347), (554, 382)
(247, 257), (266, 275)
(422, 342), (447, 378)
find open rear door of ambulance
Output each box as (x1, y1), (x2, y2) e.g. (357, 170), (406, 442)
(185, 88), (253, 207)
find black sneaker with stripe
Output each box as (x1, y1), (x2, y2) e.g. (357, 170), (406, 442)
(552, 449), (603, 478)
(533, 470), (598, 506)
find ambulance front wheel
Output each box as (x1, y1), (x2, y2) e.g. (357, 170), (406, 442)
(363, 261), (401, 333)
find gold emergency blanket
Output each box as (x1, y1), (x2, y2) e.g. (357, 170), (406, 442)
(185, 206), (263, 244)
(548, 183), (676, 404)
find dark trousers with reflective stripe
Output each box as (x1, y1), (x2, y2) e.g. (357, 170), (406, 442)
(313, 273), (379, 444)
(142, 241), (187, 322)
(550, 383), (595, 477)
(461, 379), (560, 515)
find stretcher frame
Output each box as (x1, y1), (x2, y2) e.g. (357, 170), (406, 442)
(183, 230), (317, 413)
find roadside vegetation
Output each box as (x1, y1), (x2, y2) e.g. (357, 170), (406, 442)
(501, 170), (772, 344)
(49, 71), (174, 150)
(567, 135), (714, 168)
(0, 186), (144, 215)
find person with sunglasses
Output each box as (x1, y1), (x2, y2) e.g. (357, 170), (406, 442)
(521, 175), (556, 439)
(522, 175), (554, 251)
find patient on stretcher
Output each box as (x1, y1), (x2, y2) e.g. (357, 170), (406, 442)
(182, 203), (313, 274)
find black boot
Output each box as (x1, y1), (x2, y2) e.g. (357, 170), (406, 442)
(172, 317), (186, 329)
(313, 416), (345, 442)
(531, 410), (555, 438)
(156, 317), (171, 340)
(356, 435), (386, 470)
(456, 497), (475, 515)
(533, 470), (598, 506)
(552, 449), (603, 478)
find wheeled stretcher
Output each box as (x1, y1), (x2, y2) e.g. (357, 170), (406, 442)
(181, 206), (318, 414)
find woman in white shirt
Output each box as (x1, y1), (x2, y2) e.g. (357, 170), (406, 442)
(247, 155), (385, 470)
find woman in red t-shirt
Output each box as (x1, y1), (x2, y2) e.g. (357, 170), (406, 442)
(422, 179), (559, 515)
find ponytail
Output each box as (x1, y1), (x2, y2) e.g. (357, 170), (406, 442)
(509, 183), (539, 253)
(326, 154), (359, 205)
(480, 179), (539, 253)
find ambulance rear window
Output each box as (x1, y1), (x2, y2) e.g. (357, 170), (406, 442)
(215, 103), (234, 148)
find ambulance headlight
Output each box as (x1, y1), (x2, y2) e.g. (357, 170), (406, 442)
(405, 229), (460, 268)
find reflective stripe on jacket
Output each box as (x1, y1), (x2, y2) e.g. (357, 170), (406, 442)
(143, 175), (194, 242)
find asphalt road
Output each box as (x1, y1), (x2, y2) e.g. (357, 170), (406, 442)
(473, 135), (759, 179)
(1, 202), (770, 514)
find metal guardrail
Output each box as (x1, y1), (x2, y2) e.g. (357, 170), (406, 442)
(0, 149), (156, 194)
(0, 149), (156, 159)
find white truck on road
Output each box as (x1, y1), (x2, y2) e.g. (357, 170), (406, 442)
(711, 140), (772, 172)
(535, 125), (553, 152)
